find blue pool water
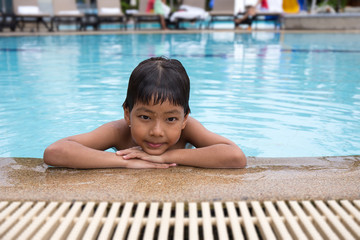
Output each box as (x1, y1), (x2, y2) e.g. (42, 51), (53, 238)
(1, 32), (360, 158)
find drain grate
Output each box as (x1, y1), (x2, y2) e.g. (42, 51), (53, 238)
(0, 200), (359, 239)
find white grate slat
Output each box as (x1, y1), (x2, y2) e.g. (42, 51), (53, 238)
(174, 202), (184, 240)
(264, 201), (293, 240)
(19, 201), (59, 239)
(315, 200), (355, 240)
(214, 202), (229, 240)
(82, 202), (108, 240)
(0, 201), (34, 237)
(158, 202), (172, 239)
(225, 201), (244, 240)
(302, 200), (339, 240)
(0, 202), (21, 224)
(251, 201), (276, 240)
(112, 202), (133, 240)
(276, 200), (308, 239)
(288, 200), (323, 239)
(127, 202), (146, 240)
(97, 202), (121, 239)
(201, 202), (213, 240)
(3, 202), (46, 240)
(34, 202), (71, 240)
(143, 202), (159, 239)
(51, 201), (83, 240)
(189, 202), (199, 240)
(238, 201), (258, 240)
(340, 200), (360, 224)
(354, 200), (360, 209)
(328, 200), (360, 238)
(67, 201), (95, 240)
(0, 202), (9, 212)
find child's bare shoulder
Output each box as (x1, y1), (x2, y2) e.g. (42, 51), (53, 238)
(104, 119), (128, 130)
(100, 119), (131, 137)
(184, 116), (205, 129)
(87, 119), (128, 140)
(182, 116), (207, 139)
(183, 116), (233, 148)
(92, 119), (132, 150)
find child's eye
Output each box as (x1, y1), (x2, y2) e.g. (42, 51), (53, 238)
(139, 115), (150, 120)
(167, 117), (178, 122)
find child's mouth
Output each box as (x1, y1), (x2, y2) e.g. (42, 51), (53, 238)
(146, 142), (163, 149)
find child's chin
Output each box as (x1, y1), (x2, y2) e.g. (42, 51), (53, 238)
(144, 148), (166, 156)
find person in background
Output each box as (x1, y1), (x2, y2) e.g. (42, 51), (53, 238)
(148, 0), (170, 29)
(234, 0), (262, 30)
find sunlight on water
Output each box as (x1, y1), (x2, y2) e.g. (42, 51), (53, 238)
(0, 32), (360, 157)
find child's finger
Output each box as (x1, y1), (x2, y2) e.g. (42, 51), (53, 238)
(122, 151), (146, 160)
(116, 149), (134, 155)
(116, 150), (129, 156)
(132, 146), (143, 151)
(124, 159), (172, 169)
(148, 162), (176, 168)
(116, 149), (140, 156)
(150, 162), (176, 168)
(116, 146), (143, 155)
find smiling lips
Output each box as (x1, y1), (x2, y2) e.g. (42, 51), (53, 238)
(146, 142), (164, 149)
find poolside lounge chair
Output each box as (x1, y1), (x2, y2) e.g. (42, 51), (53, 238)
(169, 0), (208, 29)
(208, 0), (235, 28)
(0, 9), (17, 31)
(234, 0), (283, 30)
(132, 0), (161, 30)
(251, 12), (282, 29)
(0, 11), (3, 31)
(12, 0), (51, 31)
(96, 0), (127, 30)
(52, 0), (84, 31)
(0, 11), (4, 31)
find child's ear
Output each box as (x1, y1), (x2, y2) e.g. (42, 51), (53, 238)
(182, 113), (189, 129)
(124, 107), (131, 126)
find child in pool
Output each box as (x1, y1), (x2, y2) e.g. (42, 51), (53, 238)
(43, 57), (246, 169)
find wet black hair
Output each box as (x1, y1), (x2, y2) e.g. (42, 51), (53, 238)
(123, 57), (190, 115)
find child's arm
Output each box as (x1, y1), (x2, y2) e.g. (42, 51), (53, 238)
(166, 117), (246, 168)
(118, 117), (247, 168)
(43, 120), (174, 169)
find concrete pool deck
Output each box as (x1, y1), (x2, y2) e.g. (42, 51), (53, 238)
(1, 156), (359, 202)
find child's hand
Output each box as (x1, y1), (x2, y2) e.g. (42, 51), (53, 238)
(117, 146), (162, 162)
(116, 147), (176, 167)
(121, 159), (176, 169)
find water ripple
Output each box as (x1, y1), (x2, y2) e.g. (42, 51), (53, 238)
(1, 33), (360, 157)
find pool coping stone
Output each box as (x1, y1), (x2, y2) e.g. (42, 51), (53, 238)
(1, 156), (359, 202)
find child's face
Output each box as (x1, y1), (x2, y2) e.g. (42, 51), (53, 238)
(124, 100), (188, 155)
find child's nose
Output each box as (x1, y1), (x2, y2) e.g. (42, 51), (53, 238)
(150, 121), (164, 137)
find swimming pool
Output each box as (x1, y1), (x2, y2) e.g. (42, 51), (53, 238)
(1, 32), (359, 158)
